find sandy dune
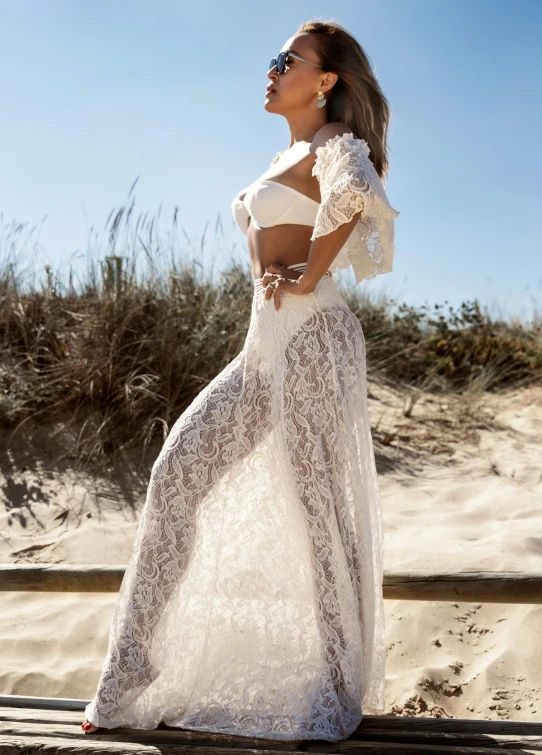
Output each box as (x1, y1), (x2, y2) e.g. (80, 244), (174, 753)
(1, 381), (541, 721)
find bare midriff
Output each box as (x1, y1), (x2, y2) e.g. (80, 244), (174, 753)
(240, 143), (322, 280)
(246, 222), (317, 279)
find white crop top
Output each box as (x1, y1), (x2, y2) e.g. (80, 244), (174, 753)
(231, 179), (319, 234)
(231, 132), (400, 284)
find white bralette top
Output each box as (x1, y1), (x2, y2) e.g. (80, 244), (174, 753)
(231, 179), (320, 235)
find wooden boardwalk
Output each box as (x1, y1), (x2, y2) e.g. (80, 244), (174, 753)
(2, 566), (542, 752)
(1, 695), (542, 754)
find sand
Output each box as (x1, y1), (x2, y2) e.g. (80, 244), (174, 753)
(1, 380), (541, 722)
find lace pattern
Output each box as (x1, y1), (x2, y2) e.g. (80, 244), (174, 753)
(270, 150), (285, 166)
(85, 268), (386, 741)
(310, 132), (400, 283)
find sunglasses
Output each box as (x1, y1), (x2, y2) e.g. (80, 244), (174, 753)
(268, 50), (323, 74)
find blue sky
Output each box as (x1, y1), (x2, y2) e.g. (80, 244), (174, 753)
(1, 0), (540, 323)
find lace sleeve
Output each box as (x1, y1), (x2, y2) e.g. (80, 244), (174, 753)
(270, 150), (284, 166)
(310, 132), (400, 283)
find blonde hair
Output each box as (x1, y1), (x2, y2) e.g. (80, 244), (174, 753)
(296, 19), (395, 178)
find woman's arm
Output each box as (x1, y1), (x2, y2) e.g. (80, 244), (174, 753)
(299, 123), (400, 292)
(297, 123), (358, 293)
(297, 210), (361, 293)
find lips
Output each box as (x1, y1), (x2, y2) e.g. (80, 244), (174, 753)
(266, 87), (277, 94)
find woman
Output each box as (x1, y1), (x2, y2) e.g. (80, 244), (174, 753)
(82, 19), (399, 743)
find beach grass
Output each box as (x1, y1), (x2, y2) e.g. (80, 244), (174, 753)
(1, 202), (540, 465)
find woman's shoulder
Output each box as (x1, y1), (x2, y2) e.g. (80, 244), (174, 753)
(309, 123), (372, 180)
(309, 122), (352, 155)
(310, 124), (373, 186)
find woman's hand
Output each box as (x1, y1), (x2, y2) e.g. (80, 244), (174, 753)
(261, 262), (314, 311)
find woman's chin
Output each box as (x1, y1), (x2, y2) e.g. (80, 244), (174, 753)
(263, 98), (280, 112)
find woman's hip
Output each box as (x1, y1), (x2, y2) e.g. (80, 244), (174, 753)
(246, 262), (365, 372)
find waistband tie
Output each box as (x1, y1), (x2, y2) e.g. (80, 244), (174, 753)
(254, 262), (331, 290)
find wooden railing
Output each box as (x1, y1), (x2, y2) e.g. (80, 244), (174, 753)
(2, 564), (542, 603)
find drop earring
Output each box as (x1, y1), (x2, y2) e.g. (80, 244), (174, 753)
(316, 90), (326, 108)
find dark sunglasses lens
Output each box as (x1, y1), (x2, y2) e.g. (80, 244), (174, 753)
(278, 52), (288, 73)
(269, 58), (277, 72)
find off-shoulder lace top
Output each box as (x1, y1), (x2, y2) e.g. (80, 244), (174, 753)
(274, 132), (400, 284)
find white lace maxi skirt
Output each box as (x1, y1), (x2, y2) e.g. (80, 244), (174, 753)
(84, 262), (386, 742)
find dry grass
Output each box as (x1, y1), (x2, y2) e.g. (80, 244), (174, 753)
(1, 201), (540, 467)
